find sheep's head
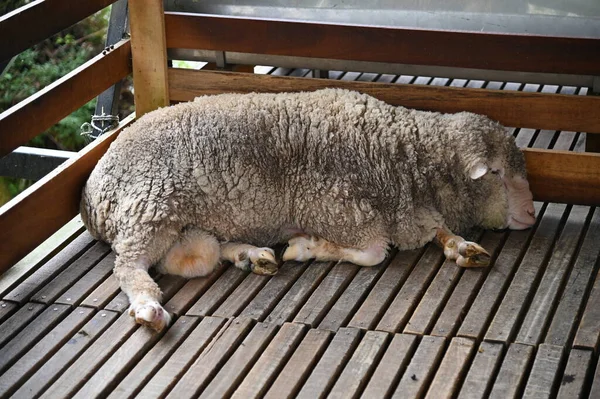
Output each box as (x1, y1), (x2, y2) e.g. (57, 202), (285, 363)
(466, 131), (536, 231)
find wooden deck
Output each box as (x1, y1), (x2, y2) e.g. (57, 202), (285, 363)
(1, 69), (599, 399)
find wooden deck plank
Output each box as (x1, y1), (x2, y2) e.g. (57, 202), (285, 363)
(556, 348), (593, 399)
(0, 217), (85, 298)
(425, 337), (476, 399)
(377, 245), (446, 333)
(265, 261), (335, 325)
(347, 249), (422, 330)
(489, 343), (535, 399)
(457, 341), (504, 399)
(516, 205), (589, 346)
(0, 301), (17, 324)
(108, 316), (200, 399)
(136, 316), (226, 398)
(457, 204), (543, 340)
(318, 256), (390, 332)
(361, 333), (417, 398)
(484, 203), (567, 343)
(573, 269), (600, 351)
(232, 323), (307, 399)
(0, 302), (45, 348)
(200, 322), (279, 398)
(12, 310), (118, 399)
(0, 304), (70, 374)
(328, 331), (389, 399)
(264, 329), (333, 399)
(186, 266), (249, 316)
(293, 262), (361, 328)
(30, 241), (111, 304)
(522, 344), (565, 399)
(162, 266), (227, 316)
(56, 252), (116, 306)
(0, 307), (93, 397)
(296, 327), (361, 399)
(432, 231), (507, 337)
(2, 231), (94, 303)
(213, 273), (271, 318)
(165, 318), (254, 398)
(392, 335), (446, 399)
(80, 274), (120, 309)
(40, 311), (139, 399)
(239, 262), (308, 321)
(72, 316), (166, 398)
(589, 356), (600, 399)
(104, 273), (185, 313)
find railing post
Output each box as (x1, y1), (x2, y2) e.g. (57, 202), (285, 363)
(128, 0), (169, 117)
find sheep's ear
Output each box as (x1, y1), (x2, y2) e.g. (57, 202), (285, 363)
(469, 162), (489, 180)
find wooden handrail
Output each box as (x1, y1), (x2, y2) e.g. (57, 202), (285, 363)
(0, 39), (132, 158)
(168, 68), (600, 135)
(0, 0), (118, 63)
(0, 114), (136, 275)
(164, 13), (600, 76)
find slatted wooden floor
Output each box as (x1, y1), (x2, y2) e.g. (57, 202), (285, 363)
(1, 68), (599, 399)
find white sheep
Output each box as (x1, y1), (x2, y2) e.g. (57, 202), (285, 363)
(81, 88), (536, 331)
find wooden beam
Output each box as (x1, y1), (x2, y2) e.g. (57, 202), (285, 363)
(0, 0), (117, 63)
(129, 0), (169, 117)
(0, 39), (131, 158)
(0, 115), (135, 275)
(524, 148), (600, 206)
(164, 13), (600, 76)
(168, 68), (600, 135)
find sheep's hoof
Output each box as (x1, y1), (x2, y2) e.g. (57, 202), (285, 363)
(239, 247), (278, 276)
(251, 258), (279, 276)
(128, 298), (171, 332)
(458, 241), (490, 259)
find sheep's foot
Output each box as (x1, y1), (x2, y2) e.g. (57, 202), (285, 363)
(436, 228), (490, 268)
(283, 234), (387, 267)
(128, 294), (171, 332)
(221, 243), (279, 275)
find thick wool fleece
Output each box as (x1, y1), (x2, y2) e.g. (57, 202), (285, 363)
(81, 89), (526, 265)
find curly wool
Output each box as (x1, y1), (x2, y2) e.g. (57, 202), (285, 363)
(81, 88), (524, 265)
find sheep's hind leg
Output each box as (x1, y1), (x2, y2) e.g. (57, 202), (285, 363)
(221, 243), (279, 276)
(282, 235), (388, 266)
(114, 255), (171, 332)
(436, 228), (490, 267)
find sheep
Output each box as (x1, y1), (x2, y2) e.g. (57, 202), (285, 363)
(80, 88), (536, 331)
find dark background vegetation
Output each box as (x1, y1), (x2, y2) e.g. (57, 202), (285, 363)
(0, 0), (133, 205)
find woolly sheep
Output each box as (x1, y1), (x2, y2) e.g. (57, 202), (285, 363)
(81, 88), (536, 331)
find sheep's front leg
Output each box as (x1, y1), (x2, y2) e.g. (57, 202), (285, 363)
(435, 228), (490, 267)
(282, 235), (388, 266)
(114, 255), (171, 332)
(220, 243), (279, 276)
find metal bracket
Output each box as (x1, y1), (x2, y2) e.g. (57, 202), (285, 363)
(215, 51), (227, 69)
(593, 76), (600, 94)
(312, 69), (329, 79)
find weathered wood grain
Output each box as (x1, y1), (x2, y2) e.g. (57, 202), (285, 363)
(293, 262), (361, 328)
(516, 205), (589, 345)
(348, 249), (423, 330)
(200, 322), (279, 398)
(56, 252), (116, 306)
(485, 203), (567, 343)
(136, 316), (226, 398)
(213, 273), (272, 318)
(232, 323), (306, 399)
(165, 318), (254, 398)
(556, 349), (593, 399)
(457, 342), (504, 399)
(80, 274), (120, 309)
(392, 335), (446, 399)
(296, 327), (361, 399)
(361, 333), (417, 398)
(425, 337), (476, 399)
(162, 265), (227, 316)
(489, 343), (535, 399)
(186, 266), (249, 316)
(0, 307), (93, 397)
(328, 331), (389, 399)
(377, 245), (446, 333)
(522, 344), (565, 399)
(12, 310), (117, 399)
(0, 302), (45, 349)
(108, 316), (200, 399)
(0, 301), (17, 324)
(265, 328), (333, 399)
